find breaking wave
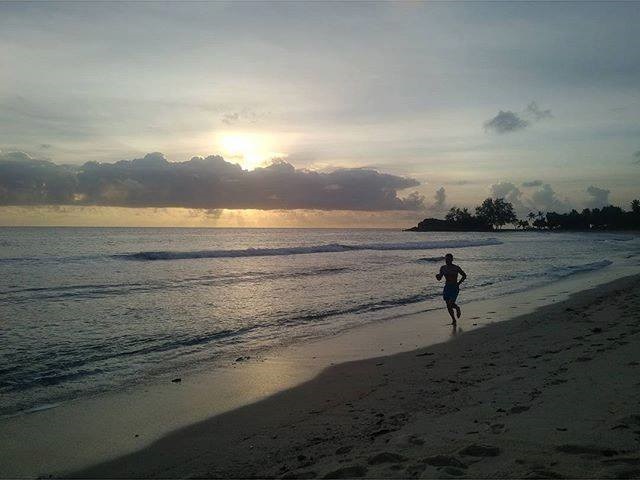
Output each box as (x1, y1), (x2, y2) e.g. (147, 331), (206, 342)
(120, 238), (503, 261)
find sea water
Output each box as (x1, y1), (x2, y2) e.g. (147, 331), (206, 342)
(1, 227), (639, 416)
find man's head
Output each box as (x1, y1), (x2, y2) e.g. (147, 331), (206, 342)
(445, 253), (453, 265)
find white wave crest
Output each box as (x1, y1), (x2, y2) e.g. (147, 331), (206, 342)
(123, 238), (503, 261)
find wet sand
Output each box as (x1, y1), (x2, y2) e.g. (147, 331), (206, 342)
(71, 274), (640, 479)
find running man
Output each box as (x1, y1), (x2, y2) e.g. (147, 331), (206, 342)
(436, 253), (467, 324)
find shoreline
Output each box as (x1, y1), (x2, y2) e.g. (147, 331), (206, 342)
(1, 265), (639, 478)
(67, 272), (640, 479)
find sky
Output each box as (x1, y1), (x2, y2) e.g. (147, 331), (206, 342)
(1, 1), (639, 227)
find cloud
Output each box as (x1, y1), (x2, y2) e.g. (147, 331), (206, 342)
(490, 181), (527, 213)
(429, 186), (447, 213)
(490, 181), (572, 214)
(0, 151), (424, 211)
(434, 187), (445, 207)
(484, 111), (529, 134)
(522, 180), (543, 188)
(221, 113), (240, 125)
(484, 102), (552, 134)
(491, 182), (522, 202)
(525, 101), (553, 121)
(220, 109), (265, 125)
(0, 151), (78, 205)
(585, 185), (610, 208)
(633, 150), (640, 164)
(529, 183), (571, 212)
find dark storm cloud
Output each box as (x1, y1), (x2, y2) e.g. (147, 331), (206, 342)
(0, 152), (79, 205)
(0, 152), (424, 211)
(585, 185), (610, 208)
(522, 180), (543, 188)
(484, 111), (529, 134)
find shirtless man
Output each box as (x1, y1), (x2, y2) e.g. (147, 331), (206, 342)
(436, 253), (467, 325)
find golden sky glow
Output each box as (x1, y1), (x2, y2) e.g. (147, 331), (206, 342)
(0, 206), (419, 229)
(217, 132), (286, 171)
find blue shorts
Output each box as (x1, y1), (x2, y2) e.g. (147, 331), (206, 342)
(443, 284), (459, 302)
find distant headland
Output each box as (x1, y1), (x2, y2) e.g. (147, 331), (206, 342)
(407, 198), (640, 232)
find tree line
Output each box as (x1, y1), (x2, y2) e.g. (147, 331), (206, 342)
(409, 198), (640, 231)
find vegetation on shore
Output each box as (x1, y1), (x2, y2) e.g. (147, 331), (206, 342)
(407, 198), (640, 232)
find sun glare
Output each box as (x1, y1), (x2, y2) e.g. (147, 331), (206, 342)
(218, 132), (282, 170)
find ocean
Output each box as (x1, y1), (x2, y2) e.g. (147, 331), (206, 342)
(1, 227), (639, 417)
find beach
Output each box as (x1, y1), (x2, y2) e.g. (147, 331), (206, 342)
(67, 273), (640, 479)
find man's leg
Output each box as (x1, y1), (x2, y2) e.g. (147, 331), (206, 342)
(446, 299), (457, 324)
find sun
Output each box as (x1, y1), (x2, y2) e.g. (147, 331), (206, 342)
(218, 132), (280, 170)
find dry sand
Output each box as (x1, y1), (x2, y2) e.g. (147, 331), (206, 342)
(72, 274), (640, 479)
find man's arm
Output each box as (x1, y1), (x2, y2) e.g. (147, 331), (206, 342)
(457, 266), (467, 286)
(436, 266), (443, 281)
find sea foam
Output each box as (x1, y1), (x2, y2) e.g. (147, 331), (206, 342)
(121, 238), (503, 261)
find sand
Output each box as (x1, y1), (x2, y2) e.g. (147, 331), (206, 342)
(70, 273), (640, 479)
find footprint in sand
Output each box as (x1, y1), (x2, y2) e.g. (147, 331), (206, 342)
(283, 471), (317, 479)
(490, 423), (505, 434)
(547, 379), (568, 386)
(443, 466), (466, 476)
(370, 428), (396, 439)
(555, 444), (618, 456)
(611, 424), (629, 430)
(527, 468), (564, 479)
(323, 465), (368, 478)
(335, 446), (353, 455)
(575, 356), (593, 362)
(367, 452), (407, 465)
(459, 444), (501, 457)
(601, 458), (640, 466)
(405, 464), (427, 477)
